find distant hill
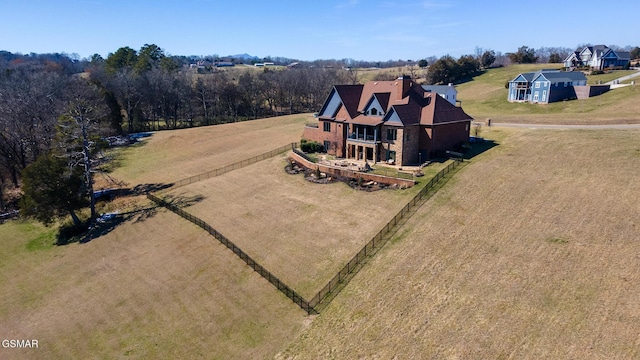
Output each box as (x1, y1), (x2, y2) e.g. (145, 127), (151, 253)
(228, 53), (259, 61)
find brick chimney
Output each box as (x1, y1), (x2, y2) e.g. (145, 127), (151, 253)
(396, 75), (412, 101)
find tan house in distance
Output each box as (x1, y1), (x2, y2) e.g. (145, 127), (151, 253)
(302, 76), (473, 166)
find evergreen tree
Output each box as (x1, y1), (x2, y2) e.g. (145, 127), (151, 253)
(19, 154), (86, 226)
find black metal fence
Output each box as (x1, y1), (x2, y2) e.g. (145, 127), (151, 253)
(308, 159), (464, 309)
(147, 193), (316, 314)
(164, 143), (297, 191)
(148, 146), (464, 314)
(291, 145), (313, 162)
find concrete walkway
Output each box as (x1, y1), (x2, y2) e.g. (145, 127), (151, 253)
(605, 69), (640, 85)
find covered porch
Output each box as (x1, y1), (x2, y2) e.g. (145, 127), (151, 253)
(345, 123), (382, 163)
(511, 82), (531, 101)
(346, 142), (380, 163)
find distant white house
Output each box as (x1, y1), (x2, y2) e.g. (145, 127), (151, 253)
(564, 45), (631, 70)
(422, 84), (458, 105)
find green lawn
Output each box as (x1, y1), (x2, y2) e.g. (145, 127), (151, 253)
(586, 70), (637, 84)
(457, 65), (640, 124)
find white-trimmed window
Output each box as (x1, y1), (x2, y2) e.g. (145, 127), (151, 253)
(535, 82), (540, 88)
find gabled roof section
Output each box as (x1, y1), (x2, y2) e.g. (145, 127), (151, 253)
(318, 87), (341, 118)
(389, 103), (422, 126)
(564, 51), (580, 62)
(335, 85), (364, 119)
(511, 73), (534, 82)
(361, 92), (390, 115)
(383, 108), (404, 126)
(532, 71), (587, 83)
(421, 94), (473, 125)
(318, 85), (363, 119)
(592, 45), (609, 56)
(373, 92), (390, 110)
(602, 48), (618, 59)
(617, 51), (631, 60)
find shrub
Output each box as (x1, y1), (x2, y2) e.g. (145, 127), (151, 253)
(300, 139), (324, 153)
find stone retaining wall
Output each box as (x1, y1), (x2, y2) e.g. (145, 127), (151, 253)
(289, 151), (416, 188)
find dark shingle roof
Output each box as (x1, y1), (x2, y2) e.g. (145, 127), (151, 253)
(334, 85), (363, 118)
(323, 78), (472, 128)
(534, 70), (587, 83)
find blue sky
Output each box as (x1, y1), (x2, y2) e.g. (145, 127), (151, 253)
(1, 0), (639, 61)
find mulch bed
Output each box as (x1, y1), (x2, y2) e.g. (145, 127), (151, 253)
(285, 161), (397, 191)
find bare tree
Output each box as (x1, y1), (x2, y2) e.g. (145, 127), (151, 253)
(0, 68), (67, 186)
(110, 68), (142, 133)
(56, 78), (108, 221)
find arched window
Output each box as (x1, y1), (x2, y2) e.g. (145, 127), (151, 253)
(370, 108), (378, 116)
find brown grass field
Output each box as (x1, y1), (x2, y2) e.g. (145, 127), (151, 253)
(2, 111), (640, 359)
(105, 114), (310, 187)
(162, 155), (432, 299)
(279, 127), (640, 359)
(0, 208), (308, 359)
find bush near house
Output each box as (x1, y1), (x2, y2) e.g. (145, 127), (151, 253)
(300, 139), (324, 153)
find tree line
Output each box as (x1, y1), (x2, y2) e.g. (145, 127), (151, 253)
(3, 42), (639, 228)
(0, 45), (355, 220)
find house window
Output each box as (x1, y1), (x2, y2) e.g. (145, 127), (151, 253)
(370, 108), (378, 115)
(404, 129), (410, 141)
(323, 122), (331, 132)
(542, 91), (547, 102)
(323, 140), (331, 152)
(387, 128), (397, 141)
(533, 92), (539, 102)
(535, 82), (540, 88)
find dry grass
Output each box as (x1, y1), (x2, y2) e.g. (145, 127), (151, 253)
(4, 113), (640, 359)
(106, 114), (311, 187)
(279, 127), (640, 359)
(0, 207), (307, 360)
(163, 155), (426, 299)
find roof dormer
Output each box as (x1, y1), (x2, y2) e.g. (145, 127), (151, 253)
(361, 93), (388, 116)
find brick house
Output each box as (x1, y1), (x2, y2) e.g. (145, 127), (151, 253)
(302, 76), (473, 166)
